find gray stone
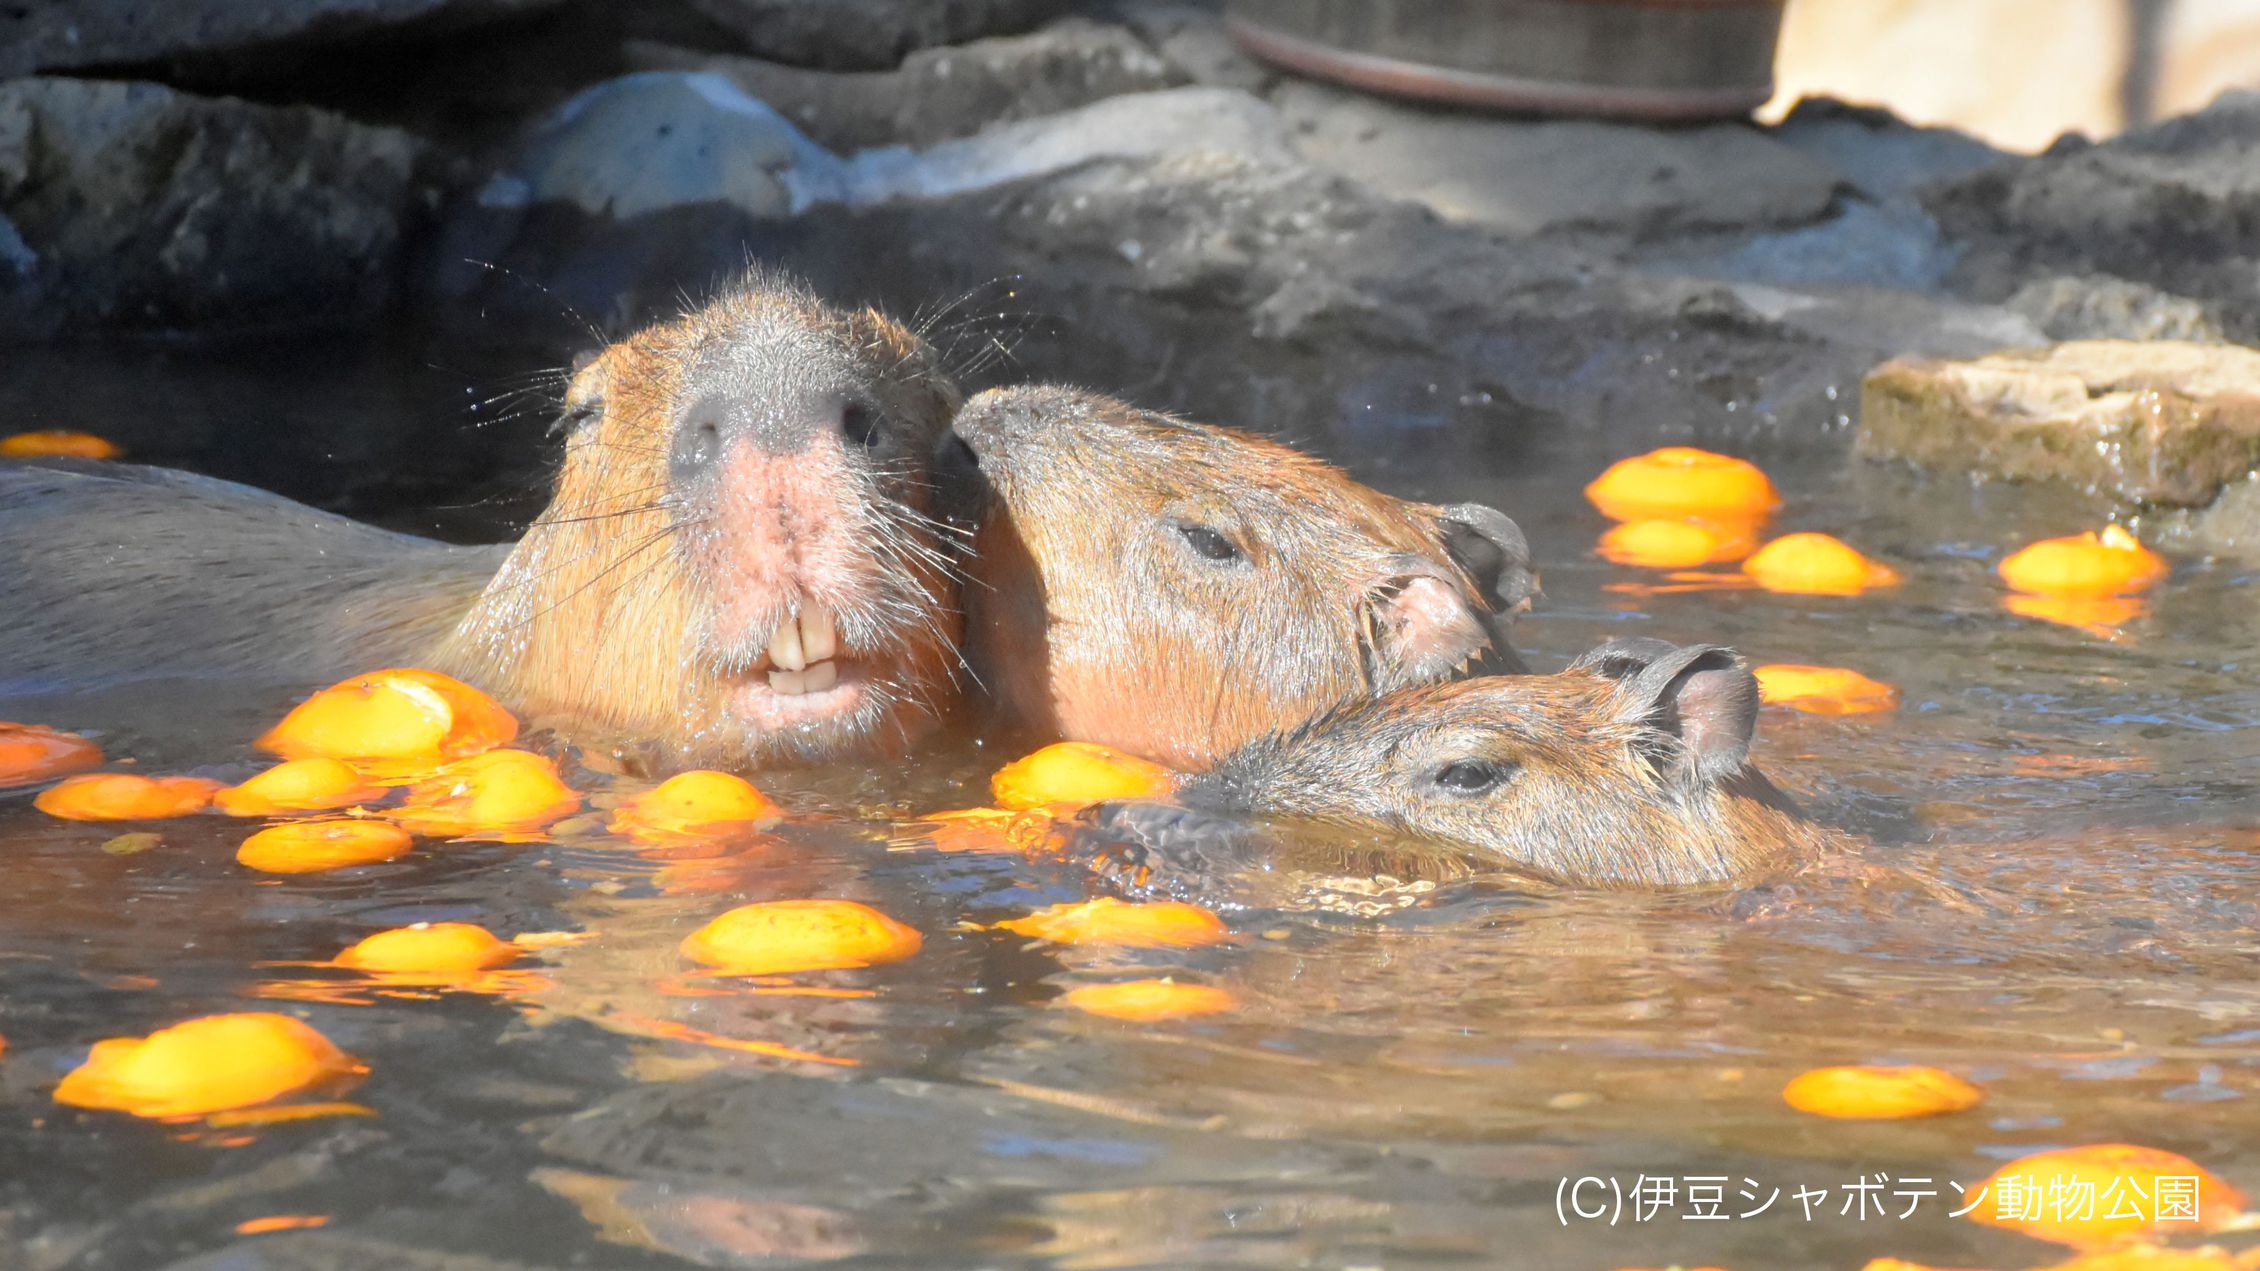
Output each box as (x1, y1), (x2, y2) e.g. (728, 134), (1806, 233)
(680, 0), (1062, 70)
(2007, 274), (2227, 342)
(625, 17), (1184, 151)
(1274, 80), (1843, 240)
(1859, 340), (2260, 507)
(1927, 91), (2260, 340)
(0, 0), (558, 79)
(1769, 97), (2008, 201)
(479, 71), (827, 220)
(0, 78), (424, 339)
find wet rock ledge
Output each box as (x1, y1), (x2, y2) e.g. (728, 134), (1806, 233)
(2, 0), (2259, 538)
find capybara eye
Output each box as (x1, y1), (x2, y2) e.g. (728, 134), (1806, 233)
(1173, 521), (1246, 565)
(1432, 759), (1510, 795)
(551, 399), (602, 437)
(841, 401), (887, 449)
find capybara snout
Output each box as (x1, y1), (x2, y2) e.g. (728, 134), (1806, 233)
(1183, 638), (1841, 887)
(438, 275), (965, 767)
(946, 384), (1536, 768)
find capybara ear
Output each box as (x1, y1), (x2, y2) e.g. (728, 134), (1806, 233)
(1435, 503), (1539, 617)
(1369, 567), (1493, 686)
(1581, 639), (1759, 788)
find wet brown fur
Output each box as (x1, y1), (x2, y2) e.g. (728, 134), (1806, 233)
(1188, 646), (1851, 888)
(435, 277), (965, 767)
(950, 385), (1532, 769)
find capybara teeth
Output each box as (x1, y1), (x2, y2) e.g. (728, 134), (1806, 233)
(766, 612), (807, 672)
(801, 605), (838, 665)
(766, 660), (840, 696)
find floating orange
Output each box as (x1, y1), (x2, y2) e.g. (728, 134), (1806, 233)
(681, 900), (924, 976)
(0, 722), (102, 789)
(1597, 517), (1762, 569)
(1966, 1144), (2247, 1249)
(0, 430), (121, 459)
(53, 1012), (364, 1118)
(1999, 526), (2169, 599)
(237, 819), (414, 874)
(258, 669), (516, 766)
(1781, 1065), (1981, 1119)
(389, 749), (580, 837)
(1742, 532), (1901, 596)
(1584, 447), (1780, 523)
(1753, 665), (1901, 716)
(234, 1215), (334, 1235)
(213, 757), (386, 817)
(333, 922), (521, 975)
(997, 898), (1230, 948)
(1061, 979), (1237, 1021)
(34, 773), (221, 821)
(992, 742), (1174, 812)
(608, 770), (779, 842)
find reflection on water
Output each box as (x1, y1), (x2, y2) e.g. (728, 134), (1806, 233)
(3, 354), (2258, 1271)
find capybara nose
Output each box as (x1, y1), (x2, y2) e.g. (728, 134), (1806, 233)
(948, 386), (1050, 459)
(670, 410), (724, 483)
(676, 389), (871, 469)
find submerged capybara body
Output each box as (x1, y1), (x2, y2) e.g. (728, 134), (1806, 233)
(1, 275), (964, 768)
(1182, 639), (1848, 887)
(943, 385), (1536, 769)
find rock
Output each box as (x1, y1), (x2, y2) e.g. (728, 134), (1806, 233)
(1927, 92), (2260, 340)
(0, 78), (424, 339)
(427, 82), (1296, 336)
(475, 71), (828, 221)
(1274, 81), (1842, 240)
(1100, 1), (1276, 93)
(1858, 341), (2260, 506)
(0, 0), (558, 79)
(1768, 97), (2008, 201)
(2007, 275), (2226, 342)
(624, 18), (1183, 151)
(679, 0), (1062, 70)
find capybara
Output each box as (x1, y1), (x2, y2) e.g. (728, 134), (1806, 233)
(1178, 638), (1847, 887)
(0, 274), (964, 768)
(940, 384), (1536, 769)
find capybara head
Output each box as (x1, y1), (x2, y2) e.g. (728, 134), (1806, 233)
(1182, 638), (1835, 887)
(941, 385), (1536, 768)
(441, 274), (963, 767)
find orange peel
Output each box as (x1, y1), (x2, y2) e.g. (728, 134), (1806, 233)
(258, 669), (516, 766)
(0, 429), (121, 459)
(389, 749), (580, 837)
(0, 722), (103, 789)
(1584, 447), (1780, 523)
(213, 757), (386, 817)
(1781, 1064), (1981, 1119)
(608, 770), (779, 842)
(1742, 532), (1901, 596)
(996, 898), (1230, 948)
(53, 1012), (364, 1118)
(333, 922), (521, 975)
(681, 899), (924, 975)
(237, 819), (414, 874)
(992, 742), (1174, 812)
(34, 773), (220, 821)
(1999, 526), (2169, 599)
(1966, 1144), (2246, 1249)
